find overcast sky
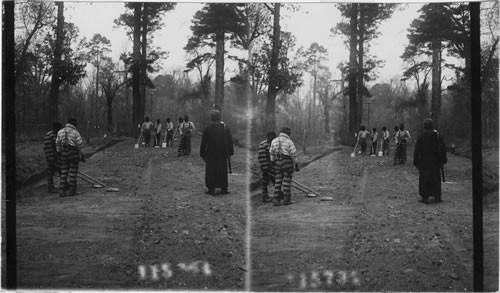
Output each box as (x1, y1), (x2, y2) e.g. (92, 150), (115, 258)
(65, 2), (423, 85)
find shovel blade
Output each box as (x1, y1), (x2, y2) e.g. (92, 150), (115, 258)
(134, 144), (139, 149)
(350, 152), (355, 158)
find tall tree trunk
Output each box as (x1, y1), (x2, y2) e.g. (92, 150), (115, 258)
(357, 4), (365, 128)
(141, 4), (148, 119)
(215, 29), (225, 110)
(107, 94), (114, 129)
(266, 3), (280, 132)
(3, 2), (16, 288)
(431, 33), (442, 129)
(348, 3), (358, 145)
(49, 1), (64, 123)
(323, 88), (331, 134)
(95, 55), (100, 123)
(132, 3), (142, 135)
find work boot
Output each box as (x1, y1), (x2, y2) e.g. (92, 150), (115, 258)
(262, 194), (272, 203)
(283, 194), (292, 205)
(68, 186), (77, 196)
(59, 186), (67, 197)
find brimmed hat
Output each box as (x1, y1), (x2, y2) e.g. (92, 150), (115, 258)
(423, 118), (433, 130)
(280, 127), (291, 135)
(210, 110), (221, 121)
(68, 118), (77, 126)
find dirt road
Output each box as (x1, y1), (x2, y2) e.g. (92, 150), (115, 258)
(16, 136), (246, 290)
(14, 136), (498, 291)
(251, 146), (498, 291)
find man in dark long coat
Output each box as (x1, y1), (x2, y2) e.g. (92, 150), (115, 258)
(200, 110), (234, 195)
(413, 118), (447, 204)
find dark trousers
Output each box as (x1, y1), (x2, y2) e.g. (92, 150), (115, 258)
(166, 131), (174, 147)
(382, 139), (389, 156)
(144, 132), (151, 147)
(156, 133), (161, 146)
(261, 169), (274, 198)
(47, 158), (60, 188)
(370, 141), (378, 155)
(360, 140), (367, 155)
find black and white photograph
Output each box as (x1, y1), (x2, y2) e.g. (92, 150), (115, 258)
(2, 0), (499, 291)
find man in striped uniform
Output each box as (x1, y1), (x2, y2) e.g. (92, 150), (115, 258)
(257, 131), (277, 203)
(183, 115), (195, 155)
(270, 127), (299, 206)
(44, 122), (62, 193)
(56, 118), (84, 197)
(177, 117), (185, 156)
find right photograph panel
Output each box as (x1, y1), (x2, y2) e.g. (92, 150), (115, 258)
(249, 2), (498, 291)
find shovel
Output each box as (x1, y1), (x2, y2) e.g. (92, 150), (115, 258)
(351, 141), (359, 158)
(135, 132), (143, 149)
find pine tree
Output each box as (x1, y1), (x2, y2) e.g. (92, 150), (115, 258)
(185, 4), (246, 110)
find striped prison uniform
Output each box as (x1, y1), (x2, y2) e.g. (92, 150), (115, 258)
(399, 130), (410, 164)
(166, 122), (174, 147)
(393, 130), (410, 164)
(56, 124), (83, 191)
(270, 133), (297, 204)
(177, 123), (186, 156)
(184, 121), (195, 155)
(393, 132), (401, 164)
(44, 130), (60, 188)
(258, 139), (274, 199)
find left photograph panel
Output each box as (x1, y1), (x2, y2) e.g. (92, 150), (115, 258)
(8, 1), (248, 290)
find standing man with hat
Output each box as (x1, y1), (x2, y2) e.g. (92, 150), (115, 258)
(413, 118), (447, 203)
(269, 126), (299, 206)
(56, 118), (85, 197)
(200, 110), (234, 195)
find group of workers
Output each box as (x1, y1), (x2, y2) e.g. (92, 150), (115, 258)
(256, 119), (447, 206)
(257, 127), (300, 206)
(44, 118), (85, 197)
(356, 123), (411, 165)
(43, 113), (446, 206)
(140, 115), (195, 157)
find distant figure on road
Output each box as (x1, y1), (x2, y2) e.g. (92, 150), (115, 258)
(56, 118), (84, 197)
(413, 118), (447, 203)
(177, 117), (185, 156)
(270, 127), (299, 206)
(382, 126), (390, 156)
(141, 117), (154, 147)
(357, 125), (369, 156)
(392, 125), (400, 164)
(44, 122), (62, 193)
(258, 131), (277, 203)
(183, 115), (196, 155)
(397, 123), (411, 164)
(155, 119), (162, 147)
(165, 118), (174, 147)
(200, 110), (234, 195)
(370, 128), (378, 156)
